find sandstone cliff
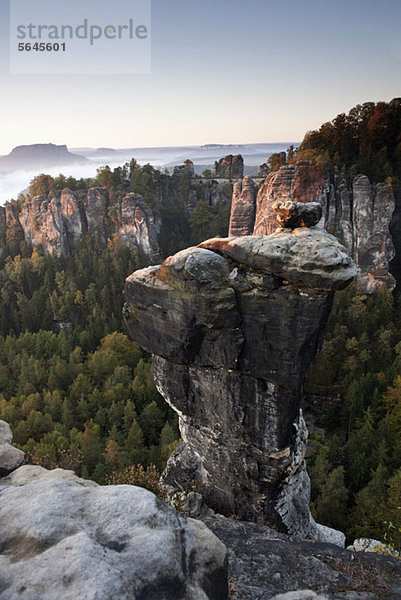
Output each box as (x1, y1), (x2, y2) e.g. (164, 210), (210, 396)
(124, 205), (356, 538)
(228, 175), (257, 236)
(213, 154), (244, 179)
(15, 188), (161, 261)
(230, 163), (396, 291)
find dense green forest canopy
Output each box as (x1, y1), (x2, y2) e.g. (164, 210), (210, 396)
(0, 161), (232, 483)
(305, 284), (401, 549)
(265, 99), (401, 186)
(296, 97), (401, 183)
(0, 235), (179, 482)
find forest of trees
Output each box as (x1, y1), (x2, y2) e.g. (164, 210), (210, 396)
(2, 115), (401, 550)
(0, 234), (179, 482)
(266, 98), (401, 187)
(0, 160), (232, 486)
(305, 284), (401, 549)
(296, 98), (401, 183)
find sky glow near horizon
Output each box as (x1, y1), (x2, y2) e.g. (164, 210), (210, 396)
(0, 0), (400, 154)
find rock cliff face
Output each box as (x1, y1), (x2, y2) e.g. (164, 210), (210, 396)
(173, 160), (195, 179)
(15, 188), (161, 261)
(117, 194), (161, 263)
(230, 163), (395, 291)
(205, 515), (401, 600)
(213, 154), (244, 179)
(228, 176), (257, 236)
(124, 208), (356, 538)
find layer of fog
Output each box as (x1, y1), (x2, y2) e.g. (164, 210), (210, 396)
(0, 161), (120, 205)
(0, 142), (293, 205)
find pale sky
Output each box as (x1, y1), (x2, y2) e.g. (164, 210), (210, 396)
(0, 0), (400, 154)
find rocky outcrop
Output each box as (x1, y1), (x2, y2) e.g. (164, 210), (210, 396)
(351, 175), (395, 291)
(195, 179), (234, 208)
(173, 160), (195, 179)
(82, 188), (107, 245)
(15, 188), (161, 262)
(0, 420), (25, 476)
(59, 188), (85, 250)
(228, 176), (257, 236)
(117, 193), (161, 262)
(230, 163), (396, 291)
(272, 200), (322, 229)
(213, 155), (244, 179)
(19, 195), (71, 257)
(0, 205), (24, 250)
(0, 464), (228, 599)
(253, 164), (327, 236)
(258, 162), (270, 178)
(205, 515), (401, 600)
(124, 214), (356, 538)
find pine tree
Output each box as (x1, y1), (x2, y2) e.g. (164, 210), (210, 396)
(315, 466), (349, 531)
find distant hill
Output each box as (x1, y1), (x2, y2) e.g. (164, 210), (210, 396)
(73, 147), (119, 158)
(0, 144), (88, 173)
(200, 144), (244, 150)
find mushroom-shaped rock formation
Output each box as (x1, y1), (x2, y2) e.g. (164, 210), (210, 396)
(123, 214), (356, 539)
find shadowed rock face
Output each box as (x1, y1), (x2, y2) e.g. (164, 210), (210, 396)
(213, 155), (244, 179)
(230, 163), (395, 291)
(272, 200), (322, 229)
(124, 219), (356, 538)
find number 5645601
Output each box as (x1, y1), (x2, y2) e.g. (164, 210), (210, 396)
(18, 43), (66, 51)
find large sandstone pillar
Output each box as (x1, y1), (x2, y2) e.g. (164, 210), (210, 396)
(124, 203), (356, 538)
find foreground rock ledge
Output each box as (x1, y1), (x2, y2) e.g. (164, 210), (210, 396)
(0, 465), (227, 600)
(124, 227), (356, 539)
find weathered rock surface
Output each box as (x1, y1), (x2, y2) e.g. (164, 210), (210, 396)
(19, 195), (71, 257)
(351, 175), (395, 291)
(199, 231), (356, 292)
(15, 188), (161, 261)
(231, 163), (396, 291)
(0, 420), (25, 477)
(273, 200), (322, 229)
(253, 164), (326, 237)
(205, 515), (401, 600)
(193, 178), (234, 208)
(228, 176), (257, 236)
(213, 155), (244, 179)
(173, 160), (195, 179)
(124, 223), (356, 538)
(0, 421), (13, 445)
(117, 193), (161, 262)
(258, 162), (270, 178)
(0, 465), (228, 600)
